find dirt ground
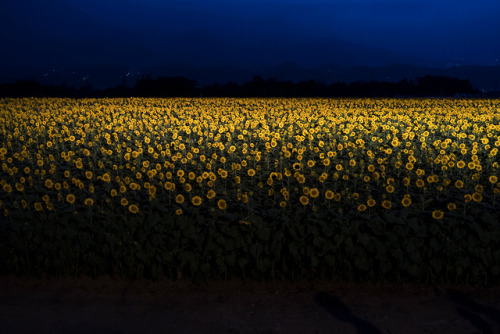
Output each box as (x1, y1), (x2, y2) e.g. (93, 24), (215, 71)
(1, 276), (500, 334)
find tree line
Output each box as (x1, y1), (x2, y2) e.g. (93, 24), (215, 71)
(0, 74), (480, 98)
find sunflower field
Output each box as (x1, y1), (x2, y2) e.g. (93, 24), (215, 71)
(0, 97), (499, 284)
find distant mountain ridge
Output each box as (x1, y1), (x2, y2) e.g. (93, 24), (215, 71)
(2, 63), (499, 92)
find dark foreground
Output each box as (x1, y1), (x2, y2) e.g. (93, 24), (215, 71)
(1, 276), (500, 334)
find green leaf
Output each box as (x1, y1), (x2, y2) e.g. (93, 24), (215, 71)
(430, 258), (442, 273)
(392, 248), (403, 261)
(407, 264), (420, 278)
(256, 227), (271, 242)
(249, 244), (263, 259)
(226, 253), (237, 267)
(354, 257), (368, 271)
(407, 217), (420, 232)
(358, 233), (370, 248)
(289, 243), (300, 260)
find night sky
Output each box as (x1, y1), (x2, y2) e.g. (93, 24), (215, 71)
(1, 0), (500, 85)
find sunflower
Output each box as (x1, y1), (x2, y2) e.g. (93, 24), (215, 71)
(241, 194), (249, 203)
(401, 197), (412, 207)
(310, 188), (320, 198)
(66, 194), (76, 204)
(34, 202), (43, 212)
(121, 197), (129, 206)
(367, 198), (376, 207)
(175, 208), (183, 215)
(44, 179), (53, 189)
(489, 175), (498, 184)
(472, 192), (483, 202)
(302, 187), (310, 195)
(217, 199), (227, 210)
(206, 189), (216, 199)
(101, 173), (111, 182)
(447, 202), (457, 210)
(324, 190), (334, 200)
(164, 182), (175, 191)
(299, 195), (309, 206)
(357, 204), (367, 212)
(432, 210), (444, 220)
(128, 204), (139, 214)
(382, 200), (392, 209)
(175, 194), (185, 204)
(84, 198), (94, 206)
(2, 184), (12, 193)
(192, 196), (202, 206)
(296, 174), (306, 184)
(454, 180), (464, 189)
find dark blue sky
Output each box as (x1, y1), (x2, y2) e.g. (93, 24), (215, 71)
(1, 0), (500, 81)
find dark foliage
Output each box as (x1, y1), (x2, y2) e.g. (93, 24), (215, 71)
(0, 75), (481, 98)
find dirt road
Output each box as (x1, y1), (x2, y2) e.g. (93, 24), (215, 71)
(1, 276), (500, 333)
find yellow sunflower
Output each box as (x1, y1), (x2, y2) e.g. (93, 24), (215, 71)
(217, 199), (227, 210)
(192, 196), (202, 206)
(432, 210), (444, 220)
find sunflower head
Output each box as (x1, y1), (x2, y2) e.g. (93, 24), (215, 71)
(192, 196), (202, 206)
(432, 210), (444, 220)
(217, 199), (227, 210)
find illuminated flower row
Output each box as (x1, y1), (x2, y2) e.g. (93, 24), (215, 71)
(0, 97), (499, 222)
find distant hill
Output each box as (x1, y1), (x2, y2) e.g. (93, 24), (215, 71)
(1, 63), (499, 92)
